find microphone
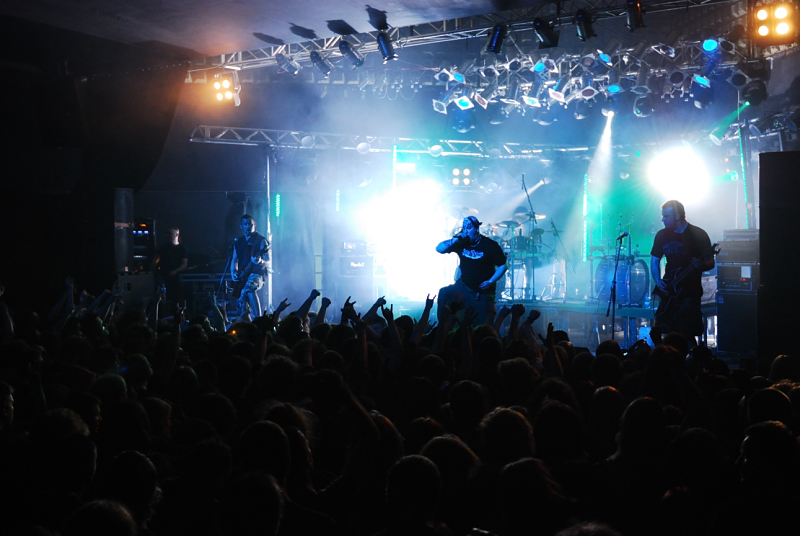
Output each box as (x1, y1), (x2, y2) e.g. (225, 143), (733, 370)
(616, 232), (629, 241)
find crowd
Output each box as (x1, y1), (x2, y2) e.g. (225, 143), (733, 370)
(0, 277), (799, 536)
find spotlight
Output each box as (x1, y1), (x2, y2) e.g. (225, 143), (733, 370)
(626, 0), (645, 31)
(633, 94), (655, 117)
(573, 9), (596, 42)
(742, 80), (768, 106)
(212, 72), (241, 106)
(607, 70), (622, 94)
(435, 69), (454, 83)
(485, 24), (507, 55)
(454, 94), (475, 110)
(574, 99), (592, 120)
(727, 69), (752, 89)
(632, 66), (652, 94)
(753, 2), (797, 47)
(376, 31), (398, 63)
(432, 83), (463, 114)
(310, 51), (334, 77)
(668, 70), (688, 88)
(451, 107), (475, 133)
(578, 73), (599, 99)
(533, 18), (560, 48)
(549, 76), (571, 102)
(339, 40), (365, 69)
(275, 53), (301, 76)
(692, 80), (714, 109)
(702, 38), (720, 54)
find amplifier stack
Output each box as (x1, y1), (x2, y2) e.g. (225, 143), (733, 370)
(716, 229), (758, 355)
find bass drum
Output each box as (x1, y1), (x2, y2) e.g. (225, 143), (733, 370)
(594, 259), (649, 306)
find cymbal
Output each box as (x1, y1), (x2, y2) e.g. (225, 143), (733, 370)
(529, 229), (545, 236)
(496, 220), (520, 228)
(452, 205), (479, 218)
(514, 211), (547, 221)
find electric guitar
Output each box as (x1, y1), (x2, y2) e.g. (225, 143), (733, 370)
(232, 247), (268, 299)
(653, 243), (719, 318)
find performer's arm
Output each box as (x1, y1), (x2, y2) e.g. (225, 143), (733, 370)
(231, 245), (240, 280)
(436, 235), (462, 253)
(479, 262), (508, 290)
(170, 258), (188, 277)
(651, 255), (666, 291)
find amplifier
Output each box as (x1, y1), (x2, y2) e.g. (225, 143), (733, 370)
(722, 229), (759, 241)
(180, 273), (228, 293)
(340, 256), (373, 277)
(717, 264), (759, 292)
(716, 240), (759, 264)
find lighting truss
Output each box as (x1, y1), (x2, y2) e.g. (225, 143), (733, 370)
(188, 125), (595, 158)
(185, 0), (749, 79)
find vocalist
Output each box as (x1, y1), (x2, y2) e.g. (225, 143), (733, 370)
(435, 215), (508, 326)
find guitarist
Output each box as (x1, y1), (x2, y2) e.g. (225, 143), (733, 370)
(650, 200), (715, 346)
(231, 214), (270, 320)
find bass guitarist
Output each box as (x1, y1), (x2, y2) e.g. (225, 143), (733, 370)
(650, 200), (716, 347)
(231, 214), (270, 320)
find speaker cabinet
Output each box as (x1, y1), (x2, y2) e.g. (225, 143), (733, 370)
(717, 292), (757, 354)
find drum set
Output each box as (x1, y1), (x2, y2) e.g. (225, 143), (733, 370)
(490, 210), (565, 301)
(590, 234), (650, 307)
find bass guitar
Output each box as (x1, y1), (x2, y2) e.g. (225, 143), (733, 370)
(232, 248), (268, 299)
(653, 243), (719, 318)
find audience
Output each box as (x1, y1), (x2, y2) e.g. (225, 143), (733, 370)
(0, 281), (796, 536)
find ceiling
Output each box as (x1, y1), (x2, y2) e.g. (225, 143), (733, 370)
(0, 0), (514, 58)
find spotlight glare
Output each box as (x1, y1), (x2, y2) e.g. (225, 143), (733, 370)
(463, 178), (471, 186)
(648, 146), (711, 200)
(758, 25), (770, 36)
(463, 168), (471, 176)
(757, 9), (768, 20)
(775, 7), (788, 18)
(702, 39), (719, 53)
(216, 93), (223, 101)
(452, 178), (460, 185)
(777, 22), (790, 34)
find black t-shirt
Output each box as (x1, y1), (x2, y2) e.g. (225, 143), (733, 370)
(650, 222), (713, 298)
(234, 232), (269, 277)
(446, 235), (507, 292)
(155, 243), (188, 275)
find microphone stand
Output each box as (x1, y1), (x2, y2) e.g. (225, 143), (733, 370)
(521, 173), (538, 301)
(217, 241), (235, 305)
(606, 235), (625, 343)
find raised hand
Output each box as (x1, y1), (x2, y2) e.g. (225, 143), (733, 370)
(511, 303), (526, 317)
(309, 289), (321, 299)
(425, 294), (436, 309)
(375, 296), (387, 308)
(276, 298), (290, 313)
(321, 297), (332, 308)
(381, 304), (394, 323)
(525, 309), (541, 324)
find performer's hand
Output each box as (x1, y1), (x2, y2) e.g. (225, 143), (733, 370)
(656, 278), (667, 291)
(479, 279), (493, 289)
(251, 255), (262, 265)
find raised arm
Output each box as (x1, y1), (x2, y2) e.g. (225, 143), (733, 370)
(411, 294), (435, 346)
(312, 297), (332, 329)
(294, 289), (321, 321)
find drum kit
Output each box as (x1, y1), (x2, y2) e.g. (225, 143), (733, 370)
(490, 209), (565, 301)
(590, 234), (650, 307)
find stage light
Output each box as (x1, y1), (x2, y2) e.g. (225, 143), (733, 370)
(549, 76), (571, 102)
(574, 99), (592, 120)
(275, 53), (301, 76)
(668, 70), (688, 88)
(452, 177), (460, 185)
(606, 70), (622, 94)
(432, 83), (462, 114)
(454, 94), (475, 110)
(212, 72), (241, 106)
(451, 107), (475, 133)
(727, 69), (752, 89)
(435, 69), (454, 83)
(310, 51), (335, 77)
(626, 0), (645, 32)
(753, 2), (797, 47)
(633, 66), (652, 94)
(578, 73), (598, 99)
(463, 177), (471, 186)
(742, 80), (768, 106)
(485, 24), (507, 54)
(692, 80), (714, 109)
(533, 18), (559, 48)
(633, 94), (655, 117)
(648, 146), (711, 200)
(702, 38), (719, 53)
(376, 31), (398, 63)
(573, 9), (596, 42)
(339, 40), (365, 69)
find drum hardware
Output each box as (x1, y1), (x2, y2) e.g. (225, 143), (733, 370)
(496, 220), (521, 229)
(513, 211), (547, 221)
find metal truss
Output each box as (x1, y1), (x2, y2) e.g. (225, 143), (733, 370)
(188, 125), (593, 158)
(186, 0), (746, 79)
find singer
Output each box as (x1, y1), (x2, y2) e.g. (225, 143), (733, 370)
(435, 215), (508, 326)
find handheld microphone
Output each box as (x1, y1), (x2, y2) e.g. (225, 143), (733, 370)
(616, 232), (629, 241)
